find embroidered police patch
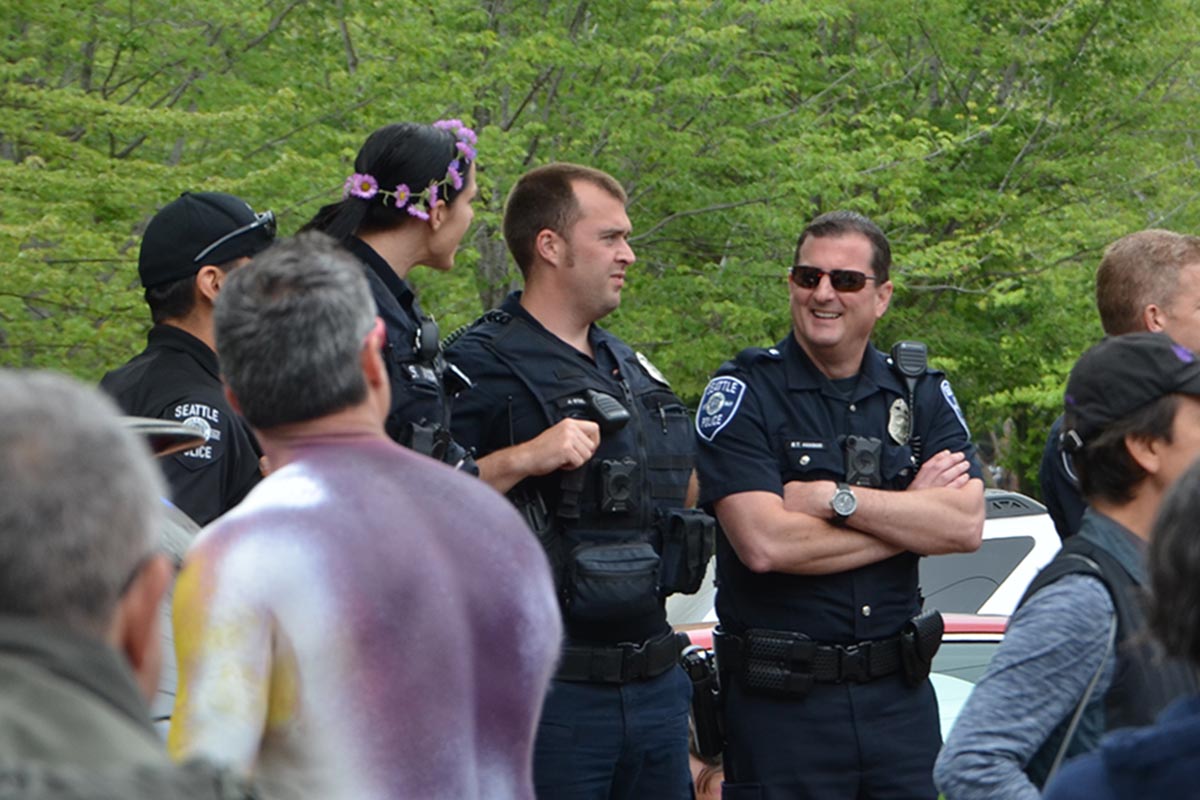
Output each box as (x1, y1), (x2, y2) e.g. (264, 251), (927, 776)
(940, 379), (971, 437)
(696, 376), (747, 442)
(174, 402), (222, 461)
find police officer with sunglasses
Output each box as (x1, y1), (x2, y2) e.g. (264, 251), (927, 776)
(694, 210), (985, 799)
(102, 192), (275, 525)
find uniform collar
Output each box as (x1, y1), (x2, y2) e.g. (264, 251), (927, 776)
(148, 324), (220, 382)
(345, 237), (415, 309)
(501, 290), (611, 363)
(782, 334), (905, 401)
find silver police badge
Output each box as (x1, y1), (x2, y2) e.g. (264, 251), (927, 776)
(636, 351), (670, 387)
(888, 397), (911, 445)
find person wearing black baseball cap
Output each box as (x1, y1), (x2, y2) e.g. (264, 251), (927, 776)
(937, 331), (1200, 800)
(100, 192), (276, 526)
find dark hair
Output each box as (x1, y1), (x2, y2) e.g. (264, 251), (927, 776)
(1096, 229), (1200, 335)
(143, 259), (235, 323)
(214, 232), (377, 429)
(795, 210), (892, 282)
(302, 123), (468, 242)
(502, 163), (627, 276)
(1073, 393), (1179, 504)
(1147, 455), (1200, 667)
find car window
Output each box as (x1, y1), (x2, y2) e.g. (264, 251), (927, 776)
(920, 536), (1035, 614)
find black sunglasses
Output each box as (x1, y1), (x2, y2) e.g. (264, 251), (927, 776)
(192, 209), (277, 264)
(789, 264), (877, 293)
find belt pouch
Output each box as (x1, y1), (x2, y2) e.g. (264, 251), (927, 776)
(900, 609), (944, 687)
(566, 541), (660, 623)
(657, 508), (716, 595)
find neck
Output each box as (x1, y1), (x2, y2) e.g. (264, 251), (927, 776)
(520, 279), (595, 356)
(358, 226), (429, 282)
(793, 331), (865, 380)
(162, 314), (215, 352)
(255, 403), (389, 471)
(1090, 486), (1160, 541)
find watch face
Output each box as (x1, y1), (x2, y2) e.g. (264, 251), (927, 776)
(832, 488), (857, 517)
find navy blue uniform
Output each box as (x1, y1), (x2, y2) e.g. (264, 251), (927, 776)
(449, 291), (700, 800)
(345, 237), (474, 471)
(695, 334), (982, 800)
(1040, 414), (1085, 539)
(101, 325), (262, 525)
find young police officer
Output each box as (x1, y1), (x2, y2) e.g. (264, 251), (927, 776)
(102, 192), (274, 525)
(448, 164), (712, 799)
(695, 211), (984, 799)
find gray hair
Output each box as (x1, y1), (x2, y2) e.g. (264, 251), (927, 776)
(0, 370), (164, 636)
(214, 231), (377, 429)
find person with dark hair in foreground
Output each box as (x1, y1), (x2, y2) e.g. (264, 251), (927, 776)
(936, 333), (1200, 799)
(302, 120), (479, 471)
(0, 370), (254, 798)
(1043, 455), (1200, 799)
(102, 191), (275, 525)
(168, 233), (560, 800)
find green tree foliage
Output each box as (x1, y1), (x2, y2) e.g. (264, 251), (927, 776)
(4, 0), (1199, 492)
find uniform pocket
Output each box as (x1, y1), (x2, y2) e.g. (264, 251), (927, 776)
(565, 542), (660, 623)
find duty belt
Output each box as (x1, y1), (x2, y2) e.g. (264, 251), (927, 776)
(714, 627), (904, 697)
(556, 630), (684, 684)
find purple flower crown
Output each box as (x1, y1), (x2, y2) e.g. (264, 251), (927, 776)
(342, 119), (478, 221)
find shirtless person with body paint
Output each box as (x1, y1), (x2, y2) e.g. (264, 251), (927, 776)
(168, 233), (562, 800)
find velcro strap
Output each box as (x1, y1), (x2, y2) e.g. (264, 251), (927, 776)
(716, 627), (903, 696)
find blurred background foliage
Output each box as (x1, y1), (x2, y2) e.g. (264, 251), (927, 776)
(4, 0), (1199, 493)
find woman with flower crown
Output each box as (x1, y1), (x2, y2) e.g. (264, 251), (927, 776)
(302, 120), (479, 471)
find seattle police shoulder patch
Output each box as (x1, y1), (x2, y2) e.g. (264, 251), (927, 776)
(696, 376), (747, 442)
(940, 379), (971, 437)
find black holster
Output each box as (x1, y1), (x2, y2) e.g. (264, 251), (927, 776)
(899, 609), (944, 687)
(657, 508), (716, 596)
(682, 644), (724, 759)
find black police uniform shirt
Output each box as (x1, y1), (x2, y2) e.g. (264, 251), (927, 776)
(694, 334), (983, 643)
(344, 238), (469, 464)
(100, 325), (262, 526)
(449, 291), (694, 646)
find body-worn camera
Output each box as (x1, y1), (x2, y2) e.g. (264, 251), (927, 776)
(599, 457), (638, 513)
(845, 435), (882, 487)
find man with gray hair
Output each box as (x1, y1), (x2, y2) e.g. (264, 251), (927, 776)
(0, 370), (251, 797)
(168, 232), (562, 800)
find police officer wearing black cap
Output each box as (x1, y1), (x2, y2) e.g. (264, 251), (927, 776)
(448, 163), (713, 799)
(694, 211), (985, 799)
(101, 191), (275, 526)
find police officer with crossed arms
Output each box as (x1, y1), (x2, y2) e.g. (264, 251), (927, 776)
(695, 210), (984, 799)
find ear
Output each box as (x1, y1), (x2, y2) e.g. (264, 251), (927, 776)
(874, 280), (894, 319)
(1144, 303), (1168, 333)
(195, 266), (224, 304)
(534, 229), (562, 268)
(427, 198), (448, 232)
(361, 317), (388, 389)
(112, 555), (173, 703)
(1125, 432), (1162, 477)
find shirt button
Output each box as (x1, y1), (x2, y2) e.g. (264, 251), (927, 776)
(861, 605), (871, 617)
(799, 455), (811, 466)
(849, 403), (857, 412)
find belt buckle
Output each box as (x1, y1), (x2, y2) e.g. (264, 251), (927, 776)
(839, 642), (871, 683)
(618, 640), (645, 682)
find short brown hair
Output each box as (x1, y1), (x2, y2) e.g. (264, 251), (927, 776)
(1096, 230), (1200, 334)
(795, 211), (892, 283)
(502, 163), (627, 276)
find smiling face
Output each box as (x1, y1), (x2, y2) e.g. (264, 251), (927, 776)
(559, 179), (635, 323)
(790, 232), (893, 378)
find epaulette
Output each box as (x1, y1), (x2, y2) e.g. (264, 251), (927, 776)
(441, 309), (512, 350)
(733, 346), (783, 369)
